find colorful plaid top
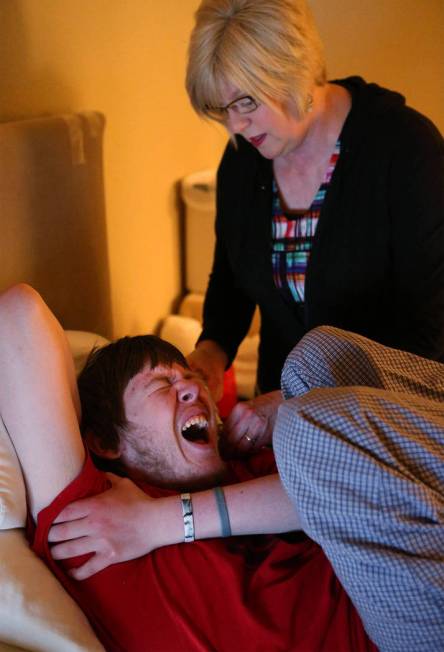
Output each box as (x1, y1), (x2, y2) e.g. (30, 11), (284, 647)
(271, 141), (341, 303)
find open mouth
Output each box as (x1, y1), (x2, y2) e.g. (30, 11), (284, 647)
(181, 415), (210, 445)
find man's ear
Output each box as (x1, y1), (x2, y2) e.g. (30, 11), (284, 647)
(84, 430), (121, 460)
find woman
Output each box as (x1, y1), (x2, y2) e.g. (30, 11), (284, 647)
(185, 0), (444, 448)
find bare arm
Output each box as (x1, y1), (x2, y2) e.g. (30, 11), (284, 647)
(0, 284), (84, 521)
(49, 471), (300, 580)
(194, 472), (300, 537)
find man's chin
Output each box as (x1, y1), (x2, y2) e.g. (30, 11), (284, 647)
(126, 453), (228, 493)
(173, 461), (229, 493)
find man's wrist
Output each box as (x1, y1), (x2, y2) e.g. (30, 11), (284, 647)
(148, 496), (184, 551)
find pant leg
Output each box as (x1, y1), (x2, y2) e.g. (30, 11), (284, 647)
(281, 325), (444, 401)
(273, 385), (444, 652)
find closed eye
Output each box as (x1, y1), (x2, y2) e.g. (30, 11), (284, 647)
(146, 377), (172, 395)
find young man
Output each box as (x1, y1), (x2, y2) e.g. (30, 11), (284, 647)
(51, 298), (444, 652)
(0, 284), (375, 652)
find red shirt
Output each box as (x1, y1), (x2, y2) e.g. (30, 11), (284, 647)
(28, 451), (376, 652)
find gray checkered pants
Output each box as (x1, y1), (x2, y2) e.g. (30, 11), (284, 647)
(273, 326), (444, 652)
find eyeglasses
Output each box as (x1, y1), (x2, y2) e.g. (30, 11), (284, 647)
(205, 95), (259, 121)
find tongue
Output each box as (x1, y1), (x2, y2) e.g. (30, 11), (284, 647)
(193, 438), (208, 446)
(183, 424), (209, 444)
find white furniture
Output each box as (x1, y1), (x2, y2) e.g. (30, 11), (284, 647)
(0, 112), (110, 652)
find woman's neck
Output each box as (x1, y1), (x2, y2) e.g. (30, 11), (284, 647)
(272, 84), (351, 210)
(276, 83), (350, 167)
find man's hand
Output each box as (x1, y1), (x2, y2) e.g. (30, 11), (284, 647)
(48, 474), (180, 580)
(220, 390), (283, 458)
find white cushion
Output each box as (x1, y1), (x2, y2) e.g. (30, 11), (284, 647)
(160, 314), (202, 357)
(0, 529), (104, 651)
(65, 330), (109, 374)
(0, 418), (26, 529)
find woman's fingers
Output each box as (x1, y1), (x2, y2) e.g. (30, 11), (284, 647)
(221, 391), (283, 457)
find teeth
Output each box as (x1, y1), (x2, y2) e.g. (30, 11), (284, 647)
(182, 415), (208, 433)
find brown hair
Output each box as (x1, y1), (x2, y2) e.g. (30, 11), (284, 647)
(78, 335), (187, 466)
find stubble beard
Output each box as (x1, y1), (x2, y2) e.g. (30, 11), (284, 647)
(120, 422), (228, 491)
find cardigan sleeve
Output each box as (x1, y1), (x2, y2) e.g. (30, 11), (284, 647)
(197, 142), (257, 366)
(388, 108), (444, 360)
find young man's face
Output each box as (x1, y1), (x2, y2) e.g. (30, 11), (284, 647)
(118, 362), (227, 490)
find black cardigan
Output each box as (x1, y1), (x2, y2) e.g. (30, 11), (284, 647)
(199, 77), (444, 392)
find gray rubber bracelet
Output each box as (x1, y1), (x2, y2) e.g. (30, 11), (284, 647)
(214, 486), (232, 538)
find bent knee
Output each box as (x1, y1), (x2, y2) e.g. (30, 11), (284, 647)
(281, 327), (352, 398)
(298, 325), (349, 350)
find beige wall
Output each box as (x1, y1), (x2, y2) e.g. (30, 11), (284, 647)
(0, 0), (226, 338)
(310, 0), (444, 133)
(0, 1), (442, 338)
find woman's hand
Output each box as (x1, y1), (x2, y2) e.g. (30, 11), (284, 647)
(48, 474), (182, 580)
(187, 340), (228, 402)
(220, 390), (283, 458)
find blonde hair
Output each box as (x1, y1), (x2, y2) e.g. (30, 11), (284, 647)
(186, 0), (327, 120)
